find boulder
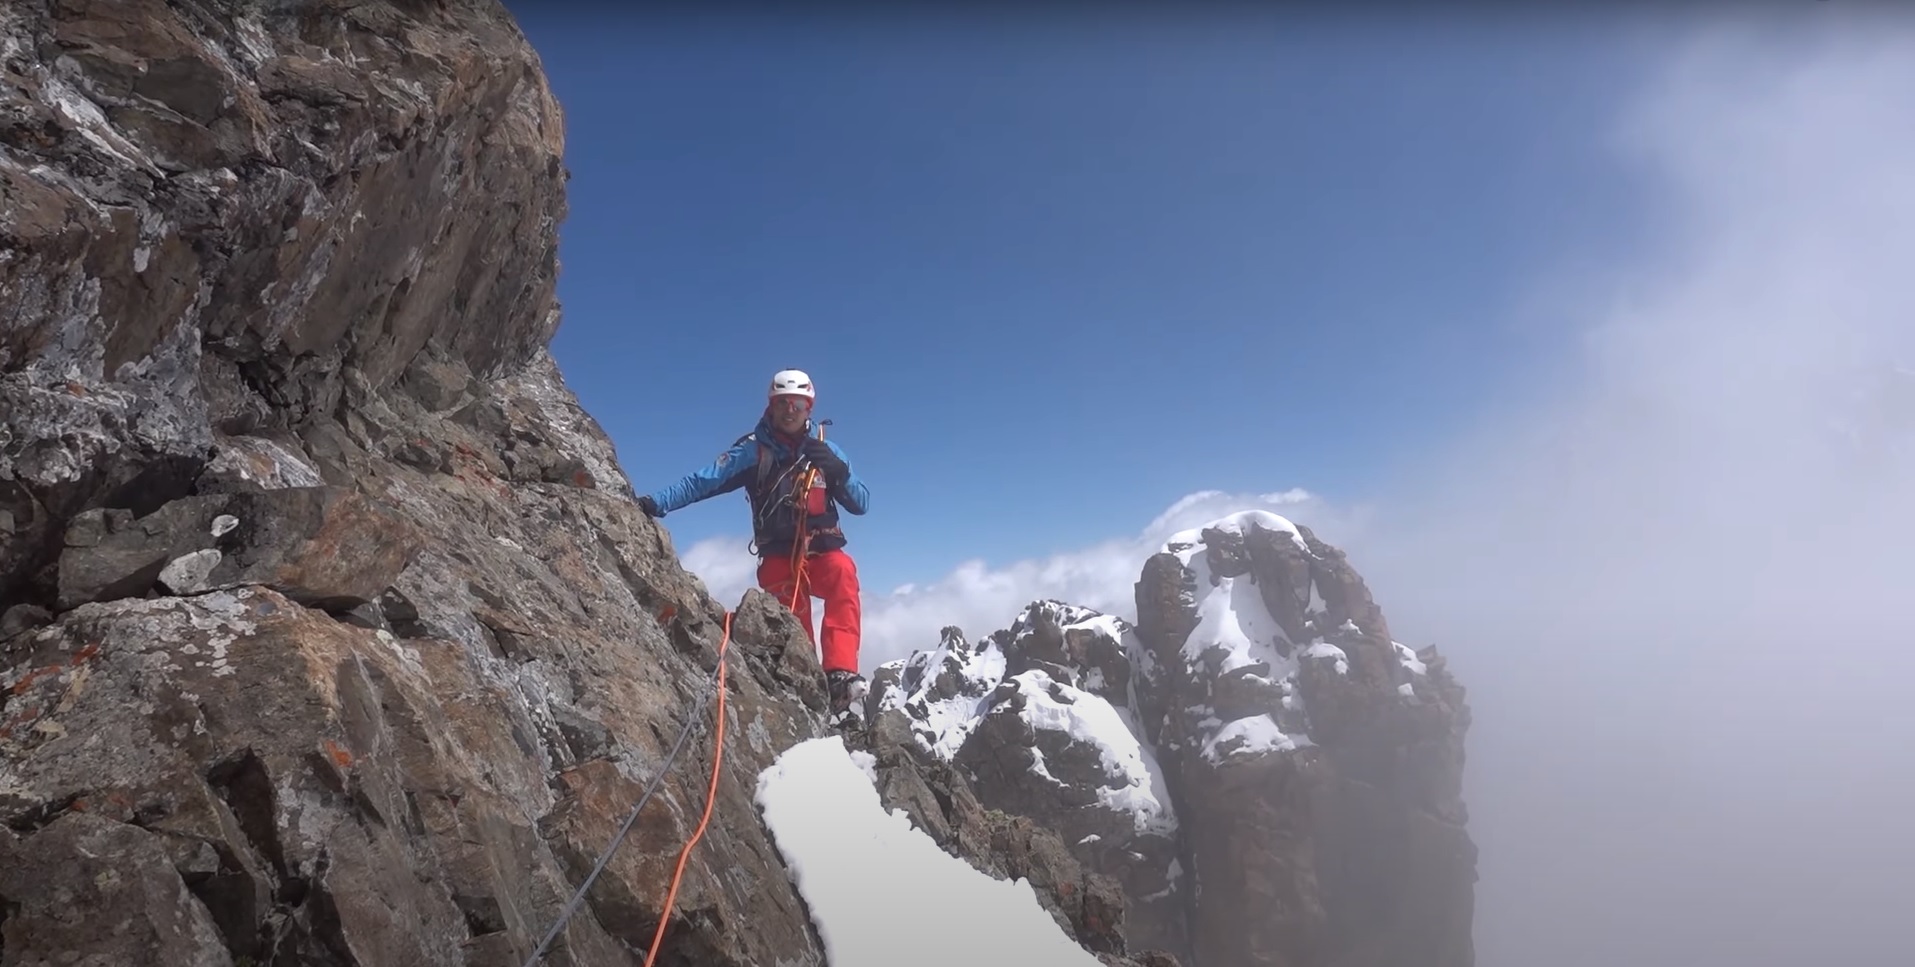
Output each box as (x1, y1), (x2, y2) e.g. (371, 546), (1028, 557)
(0, 813), (232, 966)
(55, 486), (421, 611)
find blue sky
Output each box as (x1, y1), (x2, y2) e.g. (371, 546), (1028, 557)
(507, 6), (1665, 596)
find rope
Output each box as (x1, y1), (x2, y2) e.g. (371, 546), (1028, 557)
(641, 609), (733, 966)
(523, 419), (826, 963)
(519, 611), (734, 967)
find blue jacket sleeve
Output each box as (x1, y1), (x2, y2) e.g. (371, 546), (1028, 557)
(647, 440), (756, 514)
(825, 440), (870, 515)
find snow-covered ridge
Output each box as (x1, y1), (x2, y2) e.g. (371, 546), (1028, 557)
(873, 600), (1178, 836)
(1163, 508), (1310, 562)
(873, 625), (1006, 758)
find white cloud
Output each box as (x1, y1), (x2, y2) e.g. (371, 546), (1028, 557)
(1341, 19), (1915, 967)
(679, 533), (758, 610)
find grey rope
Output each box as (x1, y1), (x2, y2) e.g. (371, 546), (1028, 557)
(519, 672), (718, 966)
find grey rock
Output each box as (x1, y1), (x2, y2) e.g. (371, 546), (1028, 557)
(873, 604), (1190, 957)
(1, 603), (53, 639)
(196, 435), (327, 494)
(158, 547), (223, 595)
(0, 813), (233, 966)
(55, 487), (420, 611)
(0, 0), (567, 609)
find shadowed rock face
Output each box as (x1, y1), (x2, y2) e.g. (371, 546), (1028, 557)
(0, 3), (841, 965)
(0, 0), (566, 611)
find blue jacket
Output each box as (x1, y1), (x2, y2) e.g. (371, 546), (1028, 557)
(646, 413), (869, 557)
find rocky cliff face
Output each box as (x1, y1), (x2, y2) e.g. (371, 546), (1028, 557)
(0, 3), (847, 965)
(869, 512), (1477, 967)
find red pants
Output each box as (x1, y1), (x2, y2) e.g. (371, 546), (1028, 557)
(757, 548), (861, 674)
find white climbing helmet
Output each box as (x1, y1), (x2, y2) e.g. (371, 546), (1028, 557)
(768, 368), (815, 400)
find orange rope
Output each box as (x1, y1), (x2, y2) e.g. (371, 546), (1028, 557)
(640, 609), (733, 966)
(639, 424), (830, 961)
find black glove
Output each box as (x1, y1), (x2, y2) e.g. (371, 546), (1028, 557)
(802, 438), (849, 485)
(636, 495), (664, 518)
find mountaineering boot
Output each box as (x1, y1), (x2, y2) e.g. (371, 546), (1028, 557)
(826, 669), (868, 729)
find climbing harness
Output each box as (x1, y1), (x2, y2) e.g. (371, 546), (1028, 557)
(740, 418), (835, 558)
(784, 425), (826, 611)
(519, 610), (735, 967)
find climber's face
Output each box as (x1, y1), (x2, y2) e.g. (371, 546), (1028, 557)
(769, 394), (810, 434)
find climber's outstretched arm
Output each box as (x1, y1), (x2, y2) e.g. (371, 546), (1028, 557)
(645, 440), (756, 515)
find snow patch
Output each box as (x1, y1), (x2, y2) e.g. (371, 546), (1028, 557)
(1163, 509), (1308, 564)
(1177, 544), (1292, 671)
(1303, 641), (1350, 675)
(756, 736), (1104, 967)
(1202, 714), (1309, 762)
(1393, 641), (1429, 676)
(1010, 670), (1177, 834)
(848, 749), (879, 786)
(873, 628), (1006, 759)
(1163, 509), (1400, 763)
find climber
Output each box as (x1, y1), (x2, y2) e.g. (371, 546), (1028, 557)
(635, 369), (872, 723)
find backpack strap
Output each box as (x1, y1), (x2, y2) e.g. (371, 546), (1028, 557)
(731, 432), (777, 491)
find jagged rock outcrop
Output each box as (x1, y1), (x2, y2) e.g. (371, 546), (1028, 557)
(2, 3), (846, 965)
(869, 605), (1187, 958)
(1138, 512), (1475, 967)
(844, 710), (1177, 967)
(870, 513), (1476, 967)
